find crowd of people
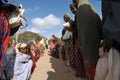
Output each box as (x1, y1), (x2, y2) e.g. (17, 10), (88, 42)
(0, 0), (120, 80)
(6, 39), (45, 80)
(60, 0), (120, 80)
(0, 0), (46, 79)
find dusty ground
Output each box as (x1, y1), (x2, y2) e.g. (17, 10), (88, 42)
(30, 50), (85, 80)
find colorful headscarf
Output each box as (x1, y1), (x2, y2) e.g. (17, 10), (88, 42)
(64, 13), (70, 19)
(0, 9), (10, 79)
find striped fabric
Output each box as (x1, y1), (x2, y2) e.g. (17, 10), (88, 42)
(0, 10), (10, 79)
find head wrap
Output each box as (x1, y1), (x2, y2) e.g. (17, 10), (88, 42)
(18, 43), (27, 48)
(64, 13), (70, 19)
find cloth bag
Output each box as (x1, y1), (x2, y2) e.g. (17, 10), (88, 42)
(94, 48), (120, 80)
(62, 30), (72, 40)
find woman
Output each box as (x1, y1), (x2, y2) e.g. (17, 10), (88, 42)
(27, 41), (38, 73)
(13, 43), (33, 80)
(50, 34), (59, 58)
(0, 1), (23, 79)
(69, 3), (85, 78)
(50, 35), (56, 54)
(61, 13), (73, 66)
(76, 0), (103, 79)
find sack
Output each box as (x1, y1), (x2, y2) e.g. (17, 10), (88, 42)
(8, 4), (28, 29)
(62, 30), (72, 40)
(94, 48), (120, 80)
(94, 53), (108, 80)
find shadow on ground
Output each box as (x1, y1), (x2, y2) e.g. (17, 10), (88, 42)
(47, 56), (79, 80)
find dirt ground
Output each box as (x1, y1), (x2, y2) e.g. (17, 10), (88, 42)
(30, 49), (86, 80)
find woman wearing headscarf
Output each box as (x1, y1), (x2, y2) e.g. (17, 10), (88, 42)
(76, 0), (103, 79)
(0, 0), (21, 79)
(12, 43), (33, 80)
(27, 40), (38, 73)
(69, 2), (85, 78)
(61, 13), (73, 67)
(50, 34), (59, 58)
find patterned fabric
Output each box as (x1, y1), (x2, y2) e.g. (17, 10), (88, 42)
(0, 10), (10, 79)
(69, 40), (76, 68)
(69, 39), (85, 78)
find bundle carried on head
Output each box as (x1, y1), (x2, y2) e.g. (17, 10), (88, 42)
(64, 13), (70, 19)
(1, 0), (28, 36)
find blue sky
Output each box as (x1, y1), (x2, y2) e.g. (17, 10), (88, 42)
(16, 0), (102, 39)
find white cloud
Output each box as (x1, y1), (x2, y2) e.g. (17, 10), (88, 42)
(31, 14), (62, 29)
(24, 14), (63, 39)
(25, 6), (39, 13)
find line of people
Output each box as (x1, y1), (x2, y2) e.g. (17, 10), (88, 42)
(0, 0), (46, 79)
(49, 34), (63, 59)
(5, 40), (44, 80)
(61, 0), (120, 80)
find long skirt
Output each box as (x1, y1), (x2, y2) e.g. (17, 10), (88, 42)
(69, 39), (86, 78)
